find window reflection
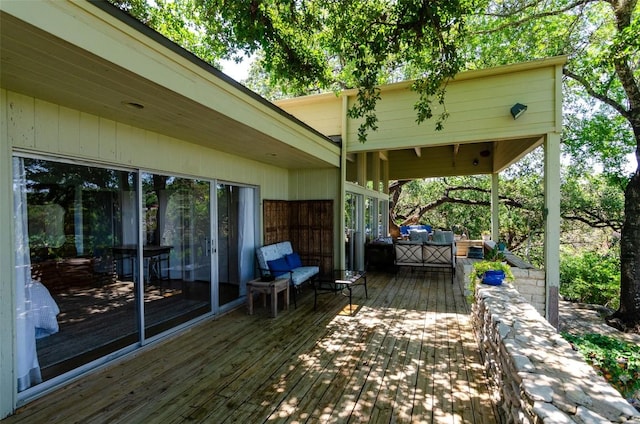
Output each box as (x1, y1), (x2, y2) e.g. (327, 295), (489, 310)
(17, 157), (138, 386)
(141, 173), (212, 338)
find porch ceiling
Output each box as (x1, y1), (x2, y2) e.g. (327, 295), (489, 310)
(0, 8), (338, 170)
(381, 136), (543, 180)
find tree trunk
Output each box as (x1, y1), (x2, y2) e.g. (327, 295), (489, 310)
(610, 165), (640, 331)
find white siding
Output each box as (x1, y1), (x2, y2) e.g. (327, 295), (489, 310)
(346, 67), (559, 152)
(0, 89), (17, 419)
(5, 91), (290, 193)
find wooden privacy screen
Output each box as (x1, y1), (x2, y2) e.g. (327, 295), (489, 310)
(263, 200), (333, 275)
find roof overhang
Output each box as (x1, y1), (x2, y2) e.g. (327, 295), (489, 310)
(0, 1), (340, 169)
(277, 56), (566, 179)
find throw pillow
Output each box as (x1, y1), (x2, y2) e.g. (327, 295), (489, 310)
(285, 252), (302, 269)
(267, 257), (290, 277)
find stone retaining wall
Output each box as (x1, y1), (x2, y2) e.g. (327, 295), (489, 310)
(472, 282), (640, 423)
(456, 258), (546, 316)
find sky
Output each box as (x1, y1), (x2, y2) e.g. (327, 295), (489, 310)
(220, 58), (253, 83)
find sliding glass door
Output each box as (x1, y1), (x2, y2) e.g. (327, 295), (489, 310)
(141, 173), (212, 338)
(15, 157), (139, 389)
(14, 156), (257, 394)
(345, 192), (364, 270)
(216, 184), (255, 309)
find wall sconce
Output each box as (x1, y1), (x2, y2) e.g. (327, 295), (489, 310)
(510, 103), (527, 119)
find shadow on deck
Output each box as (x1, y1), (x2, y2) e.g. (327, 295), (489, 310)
(6, 269), (499, 424)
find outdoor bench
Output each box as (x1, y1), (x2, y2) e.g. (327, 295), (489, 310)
(255, 241), (319, 307)
(394, 241), (456, 283)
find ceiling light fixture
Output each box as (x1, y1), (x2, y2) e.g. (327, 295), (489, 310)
(122, 101), (144, 110)
(510, 103), (527, 119)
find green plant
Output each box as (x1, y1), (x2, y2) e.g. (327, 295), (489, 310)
(484, 244), (506, 262)
(560, 251), (620, 309)
(467, 257), (515, 303)
(562, 332), (640, 399)
(470, 260), (514, 283)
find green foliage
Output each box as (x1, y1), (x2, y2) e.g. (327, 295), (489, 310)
(117, 0), (477, 142)
(470, 260), (513, 280)
(562, 333), (640, 399)
(561, 173), (625, 232)
(467, 258), (514, 303)
(560, 250), (621, 309)
(109, 0), (226, 65)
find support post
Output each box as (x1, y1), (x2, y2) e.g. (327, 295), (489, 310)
(544, 132), (561, 328)
(491, 173), (500, 241)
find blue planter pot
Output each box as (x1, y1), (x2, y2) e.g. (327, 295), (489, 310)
(482, 270), (505, 286)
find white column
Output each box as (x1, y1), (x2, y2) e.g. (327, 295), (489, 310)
(339, 94), (349, 269)
(372, 152), (380, 192)
(357, 153), (367, 187)
(491, 173), (500, 241)
(382, 154), (389, 194)
(544, 132), (561, 328)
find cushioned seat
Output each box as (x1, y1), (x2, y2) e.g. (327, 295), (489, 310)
(255, 241), (319, 307)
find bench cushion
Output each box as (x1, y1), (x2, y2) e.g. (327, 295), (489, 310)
(291, 266), (319, 287)
(285, 252), (302, 269)
(422, 243), (454, 265)
(395, 242), (422, 265)
(267, 257), (291, 277)
(256, 241), (294, 274)
(256, 241), (319, 287)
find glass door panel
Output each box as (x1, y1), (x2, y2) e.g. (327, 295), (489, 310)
(217, 184), (255, 309)
(15, 157), (139, 389)
(141, 173), (211, 338)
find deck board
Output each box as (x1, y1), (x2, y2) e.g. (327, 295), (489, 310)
(5, 270), (498, 424)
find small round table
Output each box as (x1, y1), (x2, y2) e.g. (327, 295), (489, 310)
(247, 277), (290, 318)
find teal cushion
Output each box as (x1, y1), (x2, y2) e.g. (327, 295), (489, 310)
(285, 252), (302, 269)
(267, 257), (290, 277)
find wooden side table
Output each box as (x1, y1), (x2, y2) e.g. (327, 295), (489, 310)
(247, 277), (290, 318)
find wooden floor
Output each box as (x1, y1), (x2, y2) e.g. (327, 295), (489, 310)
(6, 269), (498, 424)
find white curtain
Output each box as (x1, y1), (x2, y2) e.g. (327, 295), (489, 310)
(13, 157), (42, 391)
(237, 187), (255, 296)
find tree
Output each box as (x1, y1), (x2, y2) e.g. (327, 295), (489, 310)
(462, 0), (639, 330)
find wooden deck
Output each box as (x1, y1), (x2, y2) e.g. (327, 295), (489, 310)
(6, 270), (498, 423)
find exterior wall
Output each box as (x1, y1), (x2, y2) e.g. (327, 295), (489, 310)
(4, 90), (290, 195)
(345, 64), (562, 153)
(289, 168), (342, 266)
(472, 283), (640, 423)
(276, 95), (342, 138)
(276, 58), (565, 158)
(0, 89), (16, 418)
(0, 89), (334, 417)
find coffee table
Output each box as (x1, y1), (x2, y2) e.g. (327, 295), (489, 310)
(314, 270), (367, 314)
(247, 277), (289, 318)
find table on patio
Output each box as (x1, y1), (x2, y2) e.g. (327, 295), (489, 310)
(247, 277), (289, 318)
(314, 270), (368, 314)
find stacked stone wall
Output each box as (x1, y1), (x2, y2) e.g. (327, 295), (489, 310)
(472, 282), (640, 423)
(455, 259), (546, 316)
